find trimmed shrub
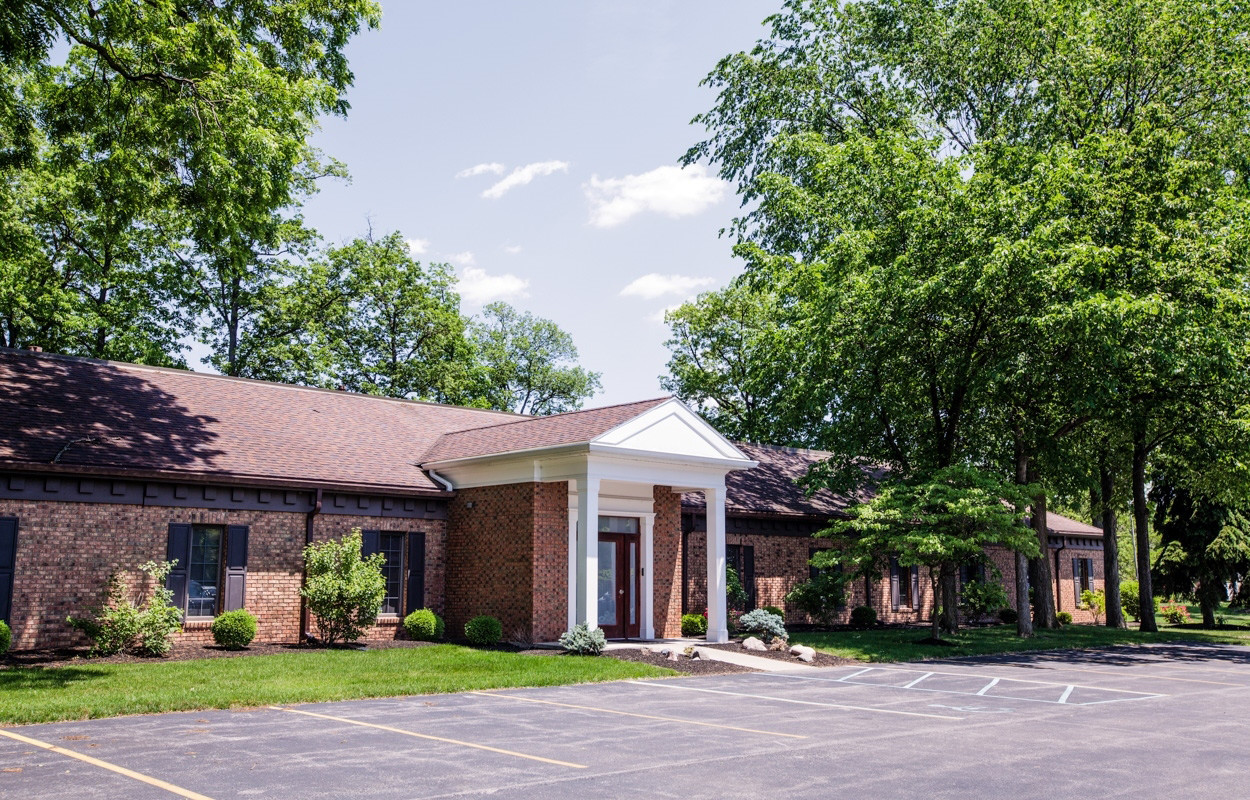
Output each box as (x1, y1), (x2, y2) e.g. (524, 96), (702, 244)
(760, 605), (785, 619)
(1120, 580), (1160, 622)
(1160, 604), (1191, 625)
(300, 529), (386, 645)
(1080, 589), (1106, 625)
(737, 608), (787, 643)
(998, 607), (1018, 624)
(465, 615), (503, 646)
(434, 613), (446, 640)
(849, 605), (877, 627)
(211, 610), (257, 650)
(67, 560), (183, 657)
(681, 613), (708, 637)
(959, 579), (1010, 620)
(1056, 611), (1073, 625)
(726, 565), (749, 611)
(0, 620), (10, 655)
(559, 623), (606, 655)
(404, 609), (441, 641)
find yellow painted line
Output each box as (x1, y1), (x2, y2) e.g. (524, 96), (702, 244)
(0, 728), (214, 800)
(471, 691), (808, 739)
(268, 706), (586, 769)
(625, 680), (964, 720)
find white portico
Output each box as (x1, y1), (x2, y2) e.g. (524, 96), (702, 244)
(421, 398), (755, 642)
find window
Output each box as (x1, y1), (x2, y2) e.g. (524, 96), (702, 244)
(378, 532), (404, 616)
(599, 516), (640, 534)
(187, 525), (222, 617)
(891, 557), (919, 611)
(898, 566), (914, 609)
(727, 544), (756, 610)
(1076, 558), (1093, 594)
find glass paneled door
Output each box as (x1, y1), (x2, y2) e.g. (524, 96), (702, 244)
(597, 517), (641, 639)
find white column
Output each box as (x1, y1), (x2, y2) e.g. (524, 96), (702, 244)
(705, 484), (729, 643)
(641, 512), (656, 640)
(575, 474), (601, 628)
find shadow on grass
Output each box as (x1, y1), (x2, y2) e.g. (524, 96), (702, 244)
(0, 666), (110, 690)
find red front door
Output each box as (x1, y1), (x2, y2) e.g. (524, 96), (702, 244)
(597, 533), (640, 639)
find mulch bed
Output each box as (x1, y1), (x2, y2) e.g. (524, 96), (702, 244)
(702, 641), (859, 668)
(605, 647), (757, 675)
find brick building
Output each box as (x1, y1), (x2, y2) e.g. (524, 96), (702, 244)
(0, 348), (1103, 652)
(681, 443), (1106, 625)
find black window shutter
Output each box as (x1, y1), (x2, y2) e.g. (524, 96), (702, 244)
(1072, 557), (1080, 608)
(743, 546), (756, 610)
(223, 525), (249, 612)
(890, 558), (900, 611)
(0, 517), (17, 624)
(361, 529), (381, 559)
(911, 567), (921, 610)
(406, 532), (426, 615)
(166, 523), (192, 614)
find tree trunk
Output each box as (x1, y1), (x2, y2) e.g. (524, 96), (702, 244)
(1015, 552), (1033, 637)
(1099, 460), (1125, 628)
(1132, 429), (1157, 632)
(940, 565), (959, 633)
(929, 568), (942, 641)
(1201, 598), (1216, 629)
(1029, 484), (1059, 629)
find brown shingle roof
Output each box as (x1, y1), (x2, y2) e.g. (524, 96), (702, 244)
(683, 443), (867, 519)
(686, 443), (1106, 540)
(421, 397), (671, 463)
(0, 349), (517, 493)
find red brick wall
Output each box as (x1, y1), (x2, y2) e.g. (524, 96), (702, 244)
(994, 546), (1106, 623)
(0, 498), (446, 650)
(531, 481), (569, 643)
(651, 486), (682, 638)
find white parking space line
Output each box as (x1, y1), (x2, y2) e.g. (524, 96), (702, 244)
(625, 680), (963, 720)
(764, 668), (1167, 706)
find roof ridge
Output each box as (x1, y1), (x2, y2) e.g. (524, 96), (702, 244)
(436, 396), (672, 437)
(0, 347), (524, 419)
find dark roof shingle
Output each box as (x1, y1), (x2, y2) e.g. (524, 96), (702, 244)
(0, 349), (516, 493)
(421, 398), (671, 463)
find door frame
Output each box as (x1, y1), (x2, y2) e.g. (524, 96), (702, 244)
(568, 511), (656, 639)
(597, 532), (642, 639)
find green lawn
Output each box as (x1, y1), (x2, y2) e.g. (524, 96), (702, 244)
(791, 603), (1250, 663)
(0, 645), (673, 726)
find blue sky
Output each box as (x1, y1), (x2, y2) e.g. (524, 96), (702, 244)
(295, 2), (773, 406)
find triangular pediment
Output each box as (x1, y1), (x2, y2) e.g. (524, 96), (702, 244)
(592, 399), (751, 463)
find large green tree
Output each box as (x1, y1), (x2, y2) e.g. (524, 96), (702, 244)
(469, 302), (601, 415)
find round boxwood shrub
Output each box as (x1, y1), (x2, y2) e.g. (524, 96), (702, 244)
(434, 613), (446, 640)
(210, 610), (257, 650)
(464, 615), (503, 646)
(404, 608), (441, 641)
(681, 613), (708, 637)
(0, 619), (11, 655)
(760, 605), (785, 620)
(1056, 611), (1073, 626)
(998, 607), (1019, 624)
(849, 605), (877, 627)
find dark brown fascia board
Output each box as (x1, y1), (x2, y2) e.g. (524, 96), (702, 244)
(0, 460), (452, 499)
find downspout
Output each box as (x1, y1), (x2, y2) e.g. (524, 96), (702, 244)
(300, 487), (323, 643)
(427, 469), (454, 493)
(1053, 538), (1067, 614)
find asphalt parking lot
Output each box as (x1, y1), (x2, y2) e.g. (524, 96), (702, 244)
(2, 642), (1247, 799)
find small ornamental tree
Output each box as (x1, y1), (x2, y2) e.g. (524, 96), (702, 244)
(300, 529), (386, 645)
(815, 466), (1040, 642)
(784, 570), (847, 626)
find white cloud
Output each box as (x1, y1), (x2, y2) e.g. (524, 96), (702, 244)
(502, 244), (523, 255)
(444, 250), (476, 267)
(584, 164), (728, 228)
(620, 273), (716, 300)
(406, 238), (430, 255)
(458, 267), (530, 305)
(482, 160), (570, 199)
(456, 162), (506, 179)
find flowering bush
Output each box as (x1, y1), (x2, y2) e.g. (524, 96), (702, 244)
(1160, 604), (1191, 625)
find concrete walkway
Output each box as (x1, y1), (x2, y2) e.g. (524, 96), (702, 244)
(692, 646), (820, 672)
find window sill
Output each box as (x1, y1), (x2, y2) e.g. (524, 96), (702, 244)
(183, 618), (214, 630)
(375, 616), (400, 625)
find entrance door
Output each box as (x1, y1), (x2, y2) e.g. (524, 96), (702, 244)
(597, 529), (641, 639)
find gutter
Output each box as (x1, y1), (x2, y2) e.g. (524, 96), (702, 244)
(300, 487), (323, 643)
